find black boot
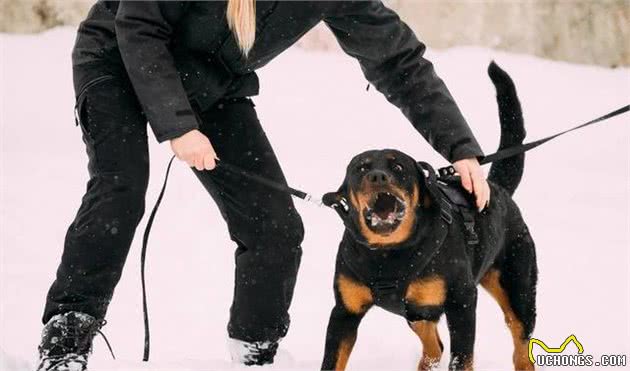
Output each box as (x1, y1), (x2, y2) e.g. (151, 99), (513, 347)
(36, 311), (112, 371)
(228, 338), (280, 366)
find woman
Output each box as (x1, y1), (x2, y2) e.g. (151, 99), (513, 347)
(36, 1), (490, 370)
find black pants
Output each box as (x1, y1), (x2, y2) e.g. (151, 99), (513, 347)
(43, 71), (304, 343)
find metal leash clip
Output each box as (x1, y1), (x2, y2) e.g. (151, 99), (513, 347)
(304, 193), (323, 207)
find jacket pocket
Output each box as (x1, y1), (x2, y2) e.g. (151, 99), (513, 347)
(74, 74), (115, 127)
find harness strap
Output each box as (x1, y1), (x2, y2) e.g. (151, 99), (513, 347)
(370, 279), (403, 312)
(340, 251), (406, 313)
(460, 208), (480, 245)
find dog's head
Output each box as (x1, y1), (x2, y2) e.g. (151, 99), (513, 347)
(324, 149), (433, 248)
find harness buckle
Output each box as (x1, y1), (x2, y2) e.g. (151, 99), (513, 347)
(464, 221), (480, 245)
(438, 165), (457, 178)
(440, 198), (453, 224)
(460, 208), (480, 245)
(336, 197), (349, 212)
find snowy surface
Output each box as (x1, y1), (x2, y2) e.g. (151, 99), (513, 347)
(1, 27), (629, 370)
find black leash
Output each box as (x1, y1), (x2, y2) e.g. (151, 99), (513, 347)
(139, 104), (628, 361)
(141, 156), (175, 361)
(217, 161), (322, 205)
(438, 104), (630, 177)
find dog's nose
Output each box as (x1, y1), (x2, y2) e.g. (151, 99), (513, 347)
(366, 170), (390, 185)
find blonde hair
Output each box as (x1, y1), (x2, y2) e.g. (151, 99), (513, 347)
(226, 0), (256, 57)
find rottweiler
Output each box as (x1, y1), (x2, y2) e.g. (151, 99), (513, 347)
(320, 62), (537, 371)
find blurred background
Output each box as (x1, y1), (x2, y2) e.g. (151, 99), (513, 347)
(1, 0), (629, 67)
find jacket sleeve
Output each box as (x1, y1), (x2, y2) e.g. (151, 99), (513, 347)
(324, 1), (483, 162)
(115, 1), (198, 143)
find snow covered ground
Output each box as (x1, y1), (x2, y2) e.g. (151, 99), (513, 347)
(1, 27), (629, 370)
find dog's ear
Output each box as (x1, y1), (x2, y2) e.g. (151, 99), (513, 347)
(323, 179), (350, 214)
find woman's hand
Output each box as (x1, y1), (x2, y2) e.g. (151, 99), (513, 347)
(452, 158), (490, 212)
(170, 129), (218, 171)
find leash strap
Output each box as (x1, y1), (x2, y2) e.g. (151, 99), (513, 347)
(141, 155), (175, 361)
(217, 161), (322, 206)
(438, 104), (630, 177)
(482, 104), (629, 165)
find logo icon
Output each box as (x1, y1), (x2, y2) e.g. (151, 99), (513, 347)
(528, 334), (584, 364)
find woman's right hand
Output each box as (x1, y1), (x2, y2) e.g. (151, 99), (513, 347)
(170, 129), (218, 171)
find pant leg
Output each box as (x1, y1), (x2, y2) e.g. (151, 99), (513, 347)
(191, 99), (304, 342)
(43, 73), (149, 323)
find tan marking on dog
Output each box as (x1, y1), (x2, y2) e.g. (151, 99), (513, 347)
(337, 274), (373, 315)
(405, 276), (447, 307)
(350, 184), (419, 246)
(422, 193), (432, 208)
(334, 335), (357, 371)
(410, 320), (443, 370)
(481, 269), (535, 371)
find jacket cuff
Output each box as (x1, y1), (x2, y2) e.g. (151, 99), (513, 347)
(448, 143), (485, 163)
(154, 121), (199, 143)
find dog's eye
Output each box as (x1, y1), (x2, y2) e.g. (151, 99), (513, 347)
(393, 163), (404, 172)
(357, 161), (372, 173)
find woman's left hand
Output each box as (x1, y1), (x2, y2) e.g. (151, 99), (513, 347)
(452, 157), (490, 212)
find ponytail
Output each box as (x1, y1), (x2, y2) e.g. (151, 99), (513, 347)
(226, 0), (256, 57)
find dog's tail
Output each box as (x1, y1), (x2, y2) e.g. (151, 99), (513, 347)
(487, 61), (526, 196)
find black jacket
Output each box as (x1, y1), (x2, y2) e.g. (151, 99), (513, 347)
(72, 0), (483, 161)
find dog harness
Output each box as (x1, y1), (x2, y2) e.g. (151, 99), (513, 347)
(338, 213), (450, 316)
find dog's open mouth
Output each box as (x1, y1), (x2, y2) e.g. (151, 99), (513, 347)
(363, 192), (406, 233)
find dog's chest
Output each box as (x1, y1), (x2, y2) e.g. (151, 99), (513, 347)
(340, 245), (448, 318)
(361, 271), (447, 320)
(339, 223), (451, 318)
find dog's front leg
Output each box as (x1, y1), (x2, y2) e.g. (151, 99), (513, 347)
(321, 304), (367, 371)
(445, 284), (478, 371)
(321, 273), (373, 370)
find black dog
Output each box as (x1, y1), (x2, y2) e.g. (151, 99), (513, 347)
(320, 62), (537, 371)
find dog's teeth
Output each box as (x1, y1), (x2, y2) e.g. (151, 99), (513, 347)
(371, 217), (378, 226)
